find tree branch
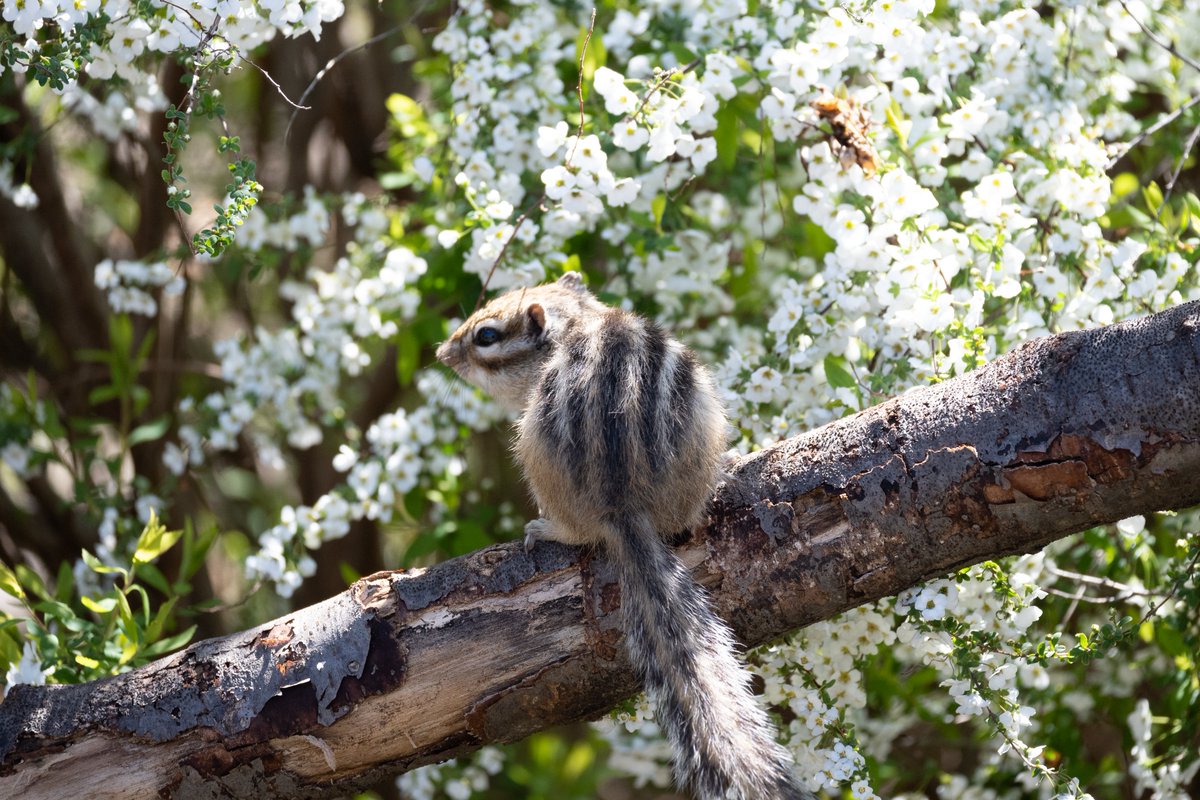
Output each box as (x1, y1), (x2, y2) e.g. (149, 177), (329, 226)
(3, 302), (1200, 799)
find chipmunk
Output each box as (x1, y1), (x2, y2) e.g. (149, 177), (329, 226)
(436, 272), (811, 800)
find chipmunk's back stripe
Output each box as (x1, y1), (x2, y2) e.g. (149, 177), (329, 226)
(560, 333), (591, 486)
(597, 320), (637, 507)
(533, 367), (563, 450)
(639, 323), (668, 472)
(667, 347), (698, 460)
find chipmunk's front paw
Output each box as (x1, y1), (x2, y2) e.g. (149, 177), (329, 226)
(523, 518), (560, 552)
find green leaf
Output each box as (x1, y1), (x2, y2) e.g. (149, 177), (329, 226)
(0, 561), (25, 600)
(54, 561), (74, 604)
(114, 589), (135, 633)
(823, 354), (857, 390)
(715, 103), (739, 171)
(651, 195), (667, 233)
(133, 511), (182, 565)
(88, 384), (120, 406)
(82, 549), (127, 577)
(119, 632), (140, 666)
(181, 521), (219, 581)
(1186, 192), (1200, 221)
(74, 653), (100, 669)
(884, 100), (908, 150)
(144, 597), (178, 643)
(76, 348), (112, 365)
(129, 416), (170, 446)
(141, 624), (196, 658)
(81, 595), (118, 614)
(403, 530), (444, 562)
(1142, 181), (1163, 215)
(136, 562), (171, 595)
(33, 598), (76, 623)
(127, 583), (152, 624)
(15, 564), (49, 600)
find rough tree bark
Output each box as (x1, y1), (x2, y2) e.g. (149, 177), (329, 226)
(2, 302), (1200, 800)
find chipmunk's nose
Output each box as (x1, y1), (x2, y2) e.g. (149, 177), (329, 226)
(435, 338), (462, 369)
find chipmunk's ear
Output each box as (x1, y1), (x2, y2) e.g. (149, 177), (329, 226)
(556, 271), (587, 292)
(526, 303), (547, 338)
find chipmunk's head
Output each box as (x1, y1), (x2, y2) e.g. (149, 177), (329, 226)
(436, 272), (595, 412)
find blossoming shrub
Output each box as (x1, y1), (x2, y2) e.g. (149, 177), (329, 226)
(1, 0), (1198, 798)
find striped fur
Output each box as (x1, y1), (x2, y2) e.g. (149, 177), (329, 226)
(437, 273), (812, 799)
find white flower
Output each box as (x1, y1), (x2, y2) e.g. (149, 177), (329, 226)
(568, 134), (607, 174)
(536, 121), (569, 157)
(1115, 514), (1146, 538)
(744, 366), (783, 404)
(593, 66), (638, 115)
(911, 294), (955, 333)
(332, 444), (358, 472)
(876, 169), (939, 221)
(688, 138), (717, 172)
(382, 248), (427, 286)
(3, 641), (51, 688)
(613, 120), (649, 151)
(541, 165), (576, 200)
(974, 171), (1017, 204)
(606, 178), (640, 207)
(647, 123), (680, 162)
(761, 87), (796, 121)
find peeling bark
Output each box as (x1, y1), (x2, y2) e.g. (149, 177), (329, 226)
(2, 302), (1199, 800)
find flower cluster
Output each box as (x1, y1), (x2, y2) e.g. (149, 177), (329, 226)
(93, 258), (185, 317)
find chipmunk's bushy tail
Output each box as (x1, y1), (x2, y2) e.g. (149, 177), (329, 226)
(609, 512), (815, 800)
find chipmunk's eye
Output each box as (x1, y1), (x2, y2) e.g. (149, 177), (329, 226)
(473, 326), (503, 347)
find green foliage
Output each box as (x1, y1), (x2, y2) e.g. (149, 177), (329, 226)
(192, 158), (262, 257)
(0, 512), (216, 683)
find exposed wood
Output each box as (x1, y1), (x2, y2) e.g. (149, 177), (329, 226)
(2, 302), (1200, 800)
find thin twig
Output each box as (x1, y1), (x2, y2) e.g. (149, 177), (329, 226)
(164, 1), (310, 112)
(1047, 565), (1159, 597)
(472, 196), (547, 313)
(159, 0), (208, 33)
(631, 56), (703, 121)
(1139, 543), (1200, 625)
(1107, 1), (1200, 168)
(562, 8), (597, 170)
(1043, 586), (1106, 605)
(1116, 0), (1200, 75)
(1107, 92), (1200, 168)
(475, 9), (597, 306)
(239, 53), (311, 111)
(1062, 4), (1079, 76)
(285, 24), (401, 142)
(1158, 118), (1200, 219)
(284, 0), (436, 145)
(1113, 0), (1200, 216)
